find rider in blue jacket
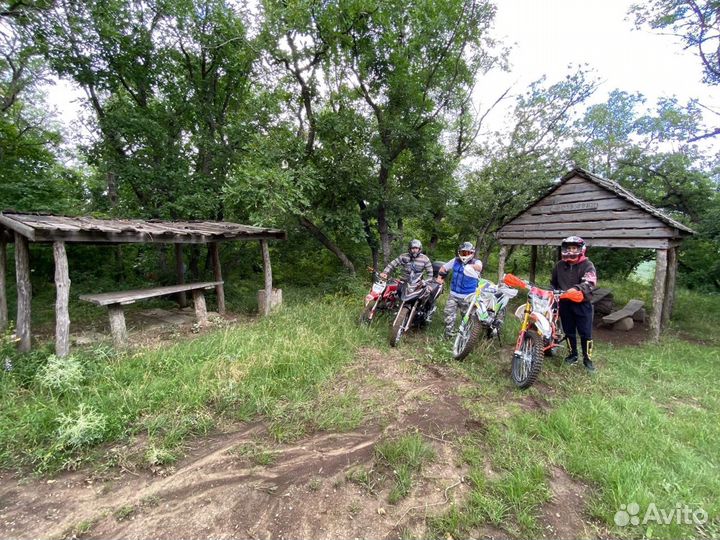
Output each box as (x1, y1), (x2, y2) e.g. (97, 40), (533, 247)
(437, 242), (483, 339)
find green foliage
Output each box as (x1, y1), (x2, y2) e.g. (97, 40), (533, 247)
(376, 433), (435, 503)
(35, 355), (85, 395)
(55, 403), (107, 450)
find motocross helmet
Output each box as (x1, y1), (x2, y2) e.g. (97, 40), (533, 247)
(561, 236), (586, 263)
(457, 242), (475, 264)
(408, 239), (423, 258)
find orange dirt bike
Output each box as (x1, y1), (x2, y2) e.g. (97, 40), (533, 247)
(452, 278), (519, 361)
(502, 273), (584, 389)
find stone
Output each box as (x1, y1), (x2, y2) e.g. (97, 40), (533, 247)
(612, 317), (634, 331)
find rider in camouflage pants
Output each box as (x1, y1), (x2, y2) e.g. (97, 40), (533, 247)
(437, 242), (483, 339)
(443, 294), (473, 338)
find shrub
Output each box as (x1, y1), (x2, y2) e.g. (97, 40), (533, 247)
(55, 403), (106, 449)
(36, 354), (84, 395)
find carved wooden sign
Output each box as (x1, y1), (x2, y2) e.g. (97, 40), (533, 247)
(530, 201), (599, 214)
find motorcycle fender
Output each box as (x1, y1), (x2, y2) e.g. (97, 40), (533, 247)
(514, 305), (526, 320)
(530, 312), (552, 338)
(364, 293), (376, 306)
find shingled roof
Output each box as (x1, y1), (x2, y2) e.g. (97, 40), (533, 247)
(0, 212), (286, 244)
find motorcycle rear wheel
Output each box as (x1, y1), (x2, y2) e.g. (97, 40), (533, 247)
(453, 315), (482, 361)
(512, 331), (544, 389)
(389, 306), (411, 347)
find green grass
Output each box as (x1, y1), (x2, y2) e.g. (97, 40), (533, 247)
(0, 291), (376, 473)
(376, 433), (435, 504)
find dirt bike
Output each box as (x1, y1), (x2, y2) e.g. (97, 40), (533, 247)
(502, 273), (584, 390)
(359, 270), (400, 325)
(452, 278), (519, 361)
(389, 270), (443, 347)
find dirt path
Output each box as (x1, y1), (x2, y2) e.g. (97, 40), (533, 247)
(0, 346), (593, 540)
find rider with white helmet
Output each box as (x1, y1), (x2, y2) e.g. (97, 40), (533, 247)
(436, 242), (483, 339)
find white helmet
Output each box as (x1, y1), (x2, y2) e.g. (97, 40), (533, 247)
(457, 242), (475, 264)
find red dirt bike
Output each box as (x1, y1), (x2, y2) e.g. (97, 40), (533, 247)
(359, 270), (400, 325)
(502, 273), (584, 389)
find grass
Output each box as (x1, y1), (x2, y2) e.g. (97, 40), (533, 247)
(376, 433), (435, 504)
(0, 290), (377, 473)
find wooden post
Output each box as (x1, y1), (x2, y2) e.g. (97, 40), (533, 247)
(108, 305), (127, 347)
(650, 248), (668, 342)
(53, 241), (71, 357)
(14, 233), (31, 352)
(661, 246), (678, 329)
(209, 242), (225, 314)
(529, 245), (538, 284)
(261, 239), (272, 316)
(193, 289), (208, 325)
(0, 238), (7, 332)
(174, 244), (187, 308)
(497, 244), (508, 283)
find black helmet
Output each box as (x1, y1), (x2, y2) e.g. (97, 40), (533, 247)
(457, 242), (475, 264)
(408, 239), (422, 258)
(561, 236), (586, 263)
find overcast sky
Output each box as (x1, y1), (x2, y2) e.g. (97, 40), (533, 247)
(47, 0), (717, 135)
(475, 0), (717, 131)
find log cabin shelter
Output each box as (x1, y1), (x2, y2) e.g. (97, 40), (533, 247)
(494, 167), (695, 341)
(0, 212), (286, 356)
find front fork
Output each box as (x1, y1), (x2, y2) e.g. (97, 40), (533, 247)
(514, 301), (533, 354)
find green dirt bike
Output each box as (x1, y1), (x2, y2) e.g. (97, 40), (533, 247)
(452, 278), (519, 361)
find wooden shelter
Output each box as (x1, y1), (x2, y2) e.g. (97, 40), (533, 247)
(0, 212), (286, 356)
(495, 167), (695, 341)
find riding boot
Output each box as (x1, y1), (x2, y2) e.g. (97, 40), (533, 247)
(581, 338), (596, 373)
(564, 336), (578, 365)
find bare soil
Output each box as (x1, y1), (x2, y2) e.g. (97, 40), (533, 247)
(0, 313), (609, 540)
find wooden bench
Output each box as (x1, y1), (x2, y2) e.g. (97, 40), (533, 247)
(591, 288), (614, 316)
(602, 299), (644, 330)
(80, 281), (223, 346)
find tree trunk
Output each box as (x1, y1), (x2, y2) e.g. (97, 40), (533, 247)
(298, 216), (355, 274)
(53, 241), (71, 358)
(358, 199), (379, 271)
(377, 165), (392, 266)
(650, 248), (668, 342)
(529, 246), (538, 284)
(497, 244), (508, 283)
(14, 233), (31, 352)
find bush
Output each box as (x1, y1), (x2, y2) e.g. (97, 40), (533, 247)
(55, 403), (107, 449)
(36, 355), (85, 395)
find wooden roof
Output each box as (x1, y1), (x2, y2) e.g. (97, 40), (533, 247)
(496, 167), (695, 249)
(0, 212), (286, 244)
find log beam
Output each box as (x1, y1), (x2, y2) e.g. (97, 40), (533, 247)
(209, 242), (225, 314)
(193, 289), (208, 325)
(497, 244), (508, 283)
(53, 241), (71, 357)
(0, 238), (7, 332)
(529, 245), (538, 283)
(650, 248), (668, 342)
(261, 240), (272, 316)
(108, 305), (127, 347)
(14, 233), (31, 352)
(175, 244), (187, 307)
(661, 246), (678, 330)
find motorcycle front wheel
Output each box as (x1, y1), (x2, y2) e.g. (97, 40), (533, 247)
(453, 313), (482, 361)
(512, 331), (544, 389)
(389, 305), (411, 347)
(359, 301), (376, 325)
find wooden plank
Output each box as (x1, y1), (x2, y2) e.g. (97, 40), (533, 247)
(0, 214), (36, 241)
(507, 208), (654, 226)
(590, 288), (613, 304)
(210, 242), (225, 315)
(497, 237), (674, 249)
(261, 240), (272, 316)
(53, 241), (71, 357)
(14, 233), (31, 352)
(29, 229), (286, 244)
(497, 229), (678, 240)
(539, 190), (617, 206)
(650, 249), (668, 342)
(108, 305), (128, 347)
(553, 181), (608, 195)
(79, 281), (223, 306)
(529, 198), (633, 215)
(602, 300), (644, 324)
(501, 217), (668, 233)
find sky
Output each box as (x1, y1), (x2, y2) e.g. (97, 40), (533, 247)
(46, 0), (717, 136)
(475, 0), (718, 132)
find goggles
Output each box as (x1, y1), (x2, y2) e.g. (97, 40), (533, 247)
(459, 250), (474, 257)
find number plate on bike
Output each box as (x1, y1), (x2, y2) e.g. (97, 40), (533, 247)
(372, 282), (386, 294)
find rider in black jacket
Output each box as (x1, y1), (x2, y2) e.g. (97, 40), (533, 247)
(551, 236), (597, 373)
